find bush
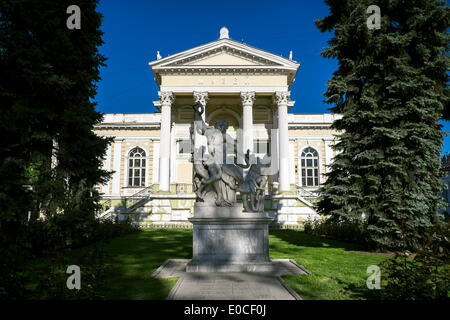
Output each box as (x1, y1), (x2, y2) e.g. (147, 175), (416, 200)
(17, 244), (109, 300)
(97, 216), (140, 242)
(379, 221), (450, 300)
(0, 214), (139, 299)
(303, 217), (369, 246)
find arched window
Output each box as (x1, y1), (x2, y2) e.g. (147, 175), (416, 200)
(128, 147), (146, 187)
(301, 147), (319, 187)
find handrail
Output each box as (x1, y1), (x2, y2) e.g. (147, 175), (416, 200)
(96, 198), (112, 217)
(123, 185), (154, 212)
(98, 206), (116, 220)
(295, 185), (319, 199)
(127, 185), (152, 199)
(102, 198), (112, 211)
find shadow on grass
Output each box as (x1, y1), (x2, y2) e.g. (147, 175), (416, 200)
(270, 229), (366, 251)
(342, 282), (382, 300)
(270, 229), (385, 300)
(101, 229), (193, 300)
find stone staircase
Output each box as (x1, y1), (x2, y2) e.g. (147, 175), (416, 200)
(97, 184), (320, 228)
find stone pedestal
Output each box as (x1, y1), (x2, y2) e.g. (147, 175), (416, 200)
(186, 202), (274, 272)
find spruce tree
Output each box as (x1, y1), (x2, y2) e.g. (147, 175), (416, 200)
(0, 0), (111, 244)
(315, 0), (449, 251)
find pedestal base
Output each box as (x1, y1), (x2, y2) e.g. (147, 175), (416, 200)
(186, 203), (274, 273)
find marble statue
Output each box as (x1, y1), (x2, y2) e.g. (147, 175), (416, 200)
(241, 156), (270, 212)
(192, 101), (268, 212)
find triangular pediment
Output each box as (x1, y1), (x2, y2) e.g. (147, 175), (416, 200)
(149, 38), (299, 71)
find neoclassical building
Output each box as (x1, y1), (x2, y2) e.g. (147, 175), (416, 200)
(95, 27), (341, 227)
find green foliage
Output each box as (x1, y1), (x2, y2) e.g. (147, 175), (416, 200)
(304, 217), (369, 246)
(0, 0), (113, 246)
(0, 217), (140, 299)
(0, 0), (117, 299)
(378, 221), (450, 299)
(11, 245), (108, 300)
(315, 0), (449, 251)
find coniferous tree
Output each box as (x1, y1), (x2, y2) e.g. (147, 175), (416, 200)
(0, 0), (111, 246)
(315, 0), (449, 251)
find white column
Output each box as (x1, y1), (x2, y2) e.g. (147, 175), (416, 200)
(152, 140), (160, 183)
(271, 107), (279, 182)
(112, 138), (123, 195)
(158, 91), (175, 192)
(275, 91), (290, 192)
(193, 92), (209, 156)
(101, 143), (112, 195)
(170, 122), (176, 184)
(241, 91), (255, 155)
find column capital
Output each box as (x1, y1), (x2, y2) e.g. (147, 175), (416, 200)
(193, 91), (209, 106)
(273, 91), (290, 106)
(158, 91), (175, 105)
(240, 91), (256, 105)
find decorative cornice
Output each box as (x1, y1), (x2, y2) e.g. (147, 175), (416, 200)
(151, 42), (296, 68)
(157, 66), (292, 73)
(158, 91), (175, 105)
(193, 91), (209, 106)
(274, 91), (290, 106)
(94, 123), (161, 130)
(288, 125), (333, 130)
(240, 91), (256, 105)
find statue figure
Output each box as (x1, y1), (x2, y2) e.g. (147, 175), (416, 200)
(192, 102), (247, 206)
(191, 101), (269, 212)
(193, 146), (241, 206)
(241, 156), (271, 212)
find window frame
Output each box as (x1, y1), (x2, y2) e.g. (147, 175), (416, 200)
(127, 147), (147, 188)
(300, 147), (320, 188)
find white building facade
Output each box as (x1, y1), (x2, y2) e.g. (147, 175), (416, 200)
(94, 28), (342, 227)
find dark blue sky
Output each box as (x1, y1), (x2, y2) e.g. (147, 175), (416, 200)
(95, 0), (449, 153)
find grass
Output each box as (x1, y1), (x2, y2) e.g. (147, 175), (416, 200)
(97, 228), (388, 300)
(269, 229), (387, 300)
(100, 229), (192, 299)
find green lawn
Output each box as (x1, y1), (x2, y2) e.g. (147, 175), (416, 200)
(99, 228), (388, 300)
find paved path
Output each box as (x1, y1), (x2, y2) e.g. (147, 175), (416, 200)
(152, 259), (310, 300)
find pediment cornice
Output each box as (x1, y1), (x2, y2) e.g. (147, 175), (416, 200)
(149, 39), (300, 74)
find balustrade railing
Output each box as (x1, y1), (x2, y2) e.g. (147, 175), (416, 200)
(296, 185), (319, 200)
(123, 185), (154, 212)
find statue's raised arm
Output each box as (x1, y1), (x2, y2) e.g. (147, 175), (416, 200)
(193, 102), (208, 135)
(235, 149), (251, 169)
